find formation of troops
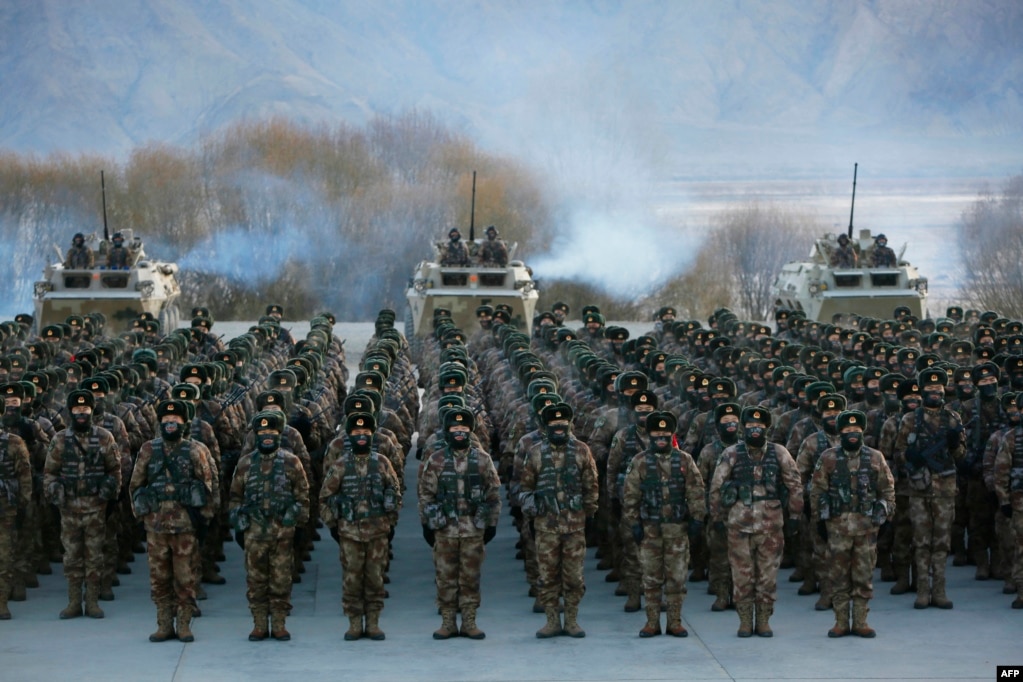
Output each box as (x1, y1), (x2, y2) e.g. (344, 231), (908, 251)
(1, 290), (1022, 646)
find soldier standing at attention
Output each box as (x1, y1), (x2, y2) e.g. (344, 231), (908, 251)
(130, 400), (216, 642)
(811, 410), (895, 638)
(439, 228), (471, 267)
(319, 413), (401, 642)
(106, 232), (132, 268)
(709, 406), (802, 637)
(893, 369), (965, 609)
(0, 386), (32, 621)
(230, 411), (310, 641)
(64, 232), (95, 269)
(870, 234), (897, 267)
(623, 410), (706, 638)
(830, 234), (858, 268)
(519, 402), (599, 638)
(418, 407), (501, 640)
(477, 225), (509, 267)
(44, 390), (121, 620)
(993, 404), (1023, 609)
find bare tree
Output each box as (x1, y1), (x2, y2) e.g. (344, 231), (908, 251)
(958, 174), (1023, 318)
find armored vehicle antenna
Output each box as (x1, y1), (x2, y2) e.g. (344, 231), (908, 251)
(847, 162), (857, 239)
(469, 170), (477, 241)
(101, 170), (110, 242)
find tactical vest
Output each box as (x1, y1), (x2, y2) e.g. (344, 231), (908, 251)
(827, 447), (878, 516)
(639, 448), (688, 523)
(145, 439), (205, 507)
(435, 447), (486, 521)
(535, 439), (583, 514)
(1012, 426), (1023, 493)
(0, 433), (18, 507)
(727, 442), (785, 507)
(61, 428), (106, 497)
(615, 425), (646, 501)
(332, 454), (392, 522)
(243, 451), (299, 527)
(906, 407), (955, 476)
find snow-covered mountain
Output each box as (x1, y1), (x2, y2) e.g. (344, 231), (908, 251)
(1, 0), (1020, 177)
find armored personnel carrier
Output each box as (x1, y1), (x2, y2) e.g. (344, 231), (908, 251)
(770, 228), (929, 322)
(33, 229), (182, 332)
(404, 238), (539, 338)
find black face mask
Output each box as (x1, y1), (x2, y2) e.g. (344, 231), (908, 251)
(883, 393), (900, 411)
(72, 413), (92, 433)
(718, 422), (739, 445)
(257, 434), (281, 454)
(351, 434), (371, 455)
(840, 432), (862, 452)
(636, 412), (650, 429)
(821, 415), (838, 435)
(955, 384), (974, 401)
(446, 429), (470, 450)
(1012, 376), (1023, 391)
(450, 235), (460, 244)
(651, 436), (672, 453)
(850, 387), (865, 402)
(160, 422), (184, 442)
(922, 391), (944, 408)
(978, 383), (998, 400)
(2, 406), (20, 427)
(744, 426), (767, 448)
(863, 386), (881, 404)
(1008, 411), (1021, 426)
(547, 426), (569, 446)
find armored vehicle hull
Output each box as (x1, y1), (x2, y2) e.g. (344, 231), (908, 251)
(405, 240), (539, 338)
(771, 229), (928, 322)
(33, 229), (182, 332)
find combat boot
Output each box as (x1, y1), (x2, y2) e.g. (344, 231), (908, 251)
(433, 609), (457, 640)
(913, 577), (931, 609)
(249, 608), (269, 641)
(623, 582), (642, 612)
(177, 606), (195, 642)
(9, 576), (26, 602)
(814, 592), (832, 611)
(270, 611), (291, 641)
(851, 599), (875, 637)
(828, 599), (849, 638)
(459, 606), (485, 640)
(99, 575), (115, 601)
(754, 602), (774, 637)
(974, 553), (990, 581)
(535, 607), (561, 638)
(59, 580), (83, 619)
(364, 610), (385, 640)
(665, 599), (687, 637)
(711, 587), (730, 612)
(0, 579), (10, 620)
(797, 566), (817, 596)
(639, 604), (661, 637)
(890, 565), (912, 595)
(1013, 586), (1023, 609)
(343, 614), (363, 640)
(736, 602), (754, 637)
(202, 565), (226, 585)
(35, 556), (53, 575)
(879, 559), (896, 583)
(23, 571), (39, 588)
(562, 604), (585, 638)
(84, 582), (105, 618)
(788, 566), (804, 583)
(930, 581), (953, 608)
(149, 605), (176, 642)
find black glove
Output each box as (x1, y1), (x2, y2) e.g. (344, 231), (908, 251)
(687, 518), (704, 539)
(235, 529), (245, 550)
(817, 520), (829, 543)
(510, 506), (524, 522)
(15, 506), (26, 530)
(483, 526), (497, 544)
(294, 527), (308, 549)
(330, 526), (340, 544)
(422, 524), (435, 547)
(1003, 504), (1014, 519)
(784, 518), (800, 536)
(946, 428), (963, 449)
(631, 523), (644, 544)
(905, 449), (925, 467)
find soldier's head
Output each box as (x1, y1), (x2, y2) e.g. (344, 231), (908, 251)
(740, 406), (771, 449)
(875, 234), (887, 248)
(818, 394), (847, 434)
(252, 410), (285, 454)
(444, 407), (475, 451)
(485, 225), (498, 240)
(157, 400), (189, 442)
(1003, 393), (1020, 426)
(112, 232), (124, 248)
(918, 369), (947, 409)
(67, 389), (95, 433)
(2, 383), (24, 415)
(551, 301), (569, 324)
(541, 403), (573, 446)
(837, 410), (866, 452)
(345, 412), (375, 455)
(715, 402), (741, 445)
(448, 228), (461, 243)
(971, 362), (999, 400)
(255, 389), (286, 414)
(837, 233), (849, 246)
(630, 390), (658, 429)
(73, 232), (85, 247)
(647, 411), (676, 454)
(897, 379), (922, 412)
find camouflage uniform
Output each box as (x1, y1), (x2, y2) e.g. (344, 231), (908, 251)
(130, 416), (216, 641)
(0, 431), (32, 619)
(993, 426), (1023, 607)
(623, 413), (706, 637)
(319, 417), (400, 641)
(418, 414), (501, 639)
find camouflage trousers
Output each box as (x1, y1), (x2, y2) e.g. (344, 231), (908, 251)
(432, 534), (485, 610)
(147, 531), (198, 610)
(103, 510), (119, 584)
(965, 478), (995, 564)
(14, 503), (36, 580)
(1011, 510), (1023, 590)
(799, 513), (831, 593)
(0, 513), (15, 596)
(952, 476), (968, 557)
(535, 528), (586, 608)
(339, 535), (388, 617)
(908, 495), (954, 581)
(707, 523), (732, 596)
(995, 512), (1014, 585)
(60, 508), (106, 583)
(520, 515), (539, 587)
(244, 530), (295, 616)
(638, 522), (690, 603)
(827, 529), (878, 602)
(727, 527), (784, 604)
(616, 515), (642, 590)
